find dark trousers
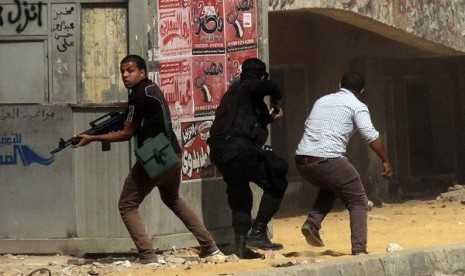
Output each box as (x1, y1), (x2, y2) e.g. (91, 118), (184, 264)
(118, 161), (216, 258)
(296, 157), (368, 252)
(210, 140), (288, 238)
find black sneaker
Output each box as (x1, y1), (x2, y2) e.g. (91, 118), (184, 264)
(301, 219), (325, 247)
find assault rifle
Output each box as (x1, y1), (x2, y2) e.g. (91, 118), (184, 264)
(50, 111), (125, 154)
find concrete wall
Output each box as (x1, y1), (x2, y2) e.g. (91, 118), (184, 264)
(267, 0), (465, 54)
(0, 0), (265, 254)
(2, 0), (465, 253)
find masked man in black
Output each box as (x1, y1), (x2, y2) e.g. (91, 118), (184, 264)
(208, 58), (288, 259)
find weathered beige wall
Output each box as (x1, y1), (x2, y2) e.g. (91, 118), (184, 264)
(81, 4), (128, 103)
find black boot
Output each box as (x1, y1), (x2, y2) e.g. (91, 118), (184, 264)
(247, 221), (283, 250)
(235, 235), (263, 259)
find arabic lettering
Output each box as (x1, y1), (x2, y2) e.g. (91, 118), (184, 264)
(193, 2), (224, 35)
(227, 56), (241, 84)
(0, 133), (22, 146)
(52, 4), (75, 52)
(52, 6), (74, 20)
(160, 12), (190, 46)
(0, 147), (17, 165)
(236, 0), (253, 11)
(0, 107), (56, 121)
(204, 61), (224, 76)
(227, 0), (254, 38)
(181, 146), (211, 178)
(0, 0), (44, 33)
(182, 123), (198, 147)
(269, 0), (295, 10)
(56, 37), (75, 52)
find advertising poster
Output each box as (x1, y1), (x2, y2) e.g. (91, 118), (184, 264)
(180, 118), (216, 181)
(191, 0), (226, 55)
(226, 48), (258, 86)
(192, 55), (227, 117)
(158, 0), (192, 58)
(158, 58), (195, 120)
(224, 0), (257, 52)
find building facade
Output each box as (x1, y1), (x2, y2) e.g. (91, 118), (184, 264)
(1, 0), (464, 254)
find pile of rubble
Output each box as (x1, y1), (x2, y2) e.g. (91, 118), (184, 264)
(0, 246), (311, 276)
(0, 248), (239, 276)
(436, 184), (465, 203)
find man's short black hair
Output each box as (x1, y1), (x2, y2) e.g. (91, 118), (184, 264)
(341, 72), (365, 93)
(121, 55), (147, 72)
(240, 58), (268, 80)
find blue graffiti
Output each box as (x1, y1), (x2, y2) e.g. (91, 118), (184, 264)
(0, 133), (55, 166)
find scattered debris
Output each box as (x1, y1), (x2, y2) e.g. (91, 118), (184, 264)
(368, 215), (390, 221)
(386, 243), (403, 252)
(272, 260), (308, 268)
(437, 184), (465, 202)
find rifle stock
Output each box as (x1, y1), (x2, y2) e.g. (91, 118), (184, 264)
(50, 111), (125, 154)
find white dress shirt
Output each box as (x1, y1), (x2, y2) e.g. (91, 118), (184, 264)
(296, 88), (379, 158)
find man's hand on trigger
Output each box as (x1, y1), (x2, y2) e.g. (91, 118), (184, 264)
(381, 161), (393, 179)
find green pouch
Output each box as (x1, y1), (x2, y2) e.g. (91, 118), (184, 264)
(134, 133), (179, 179)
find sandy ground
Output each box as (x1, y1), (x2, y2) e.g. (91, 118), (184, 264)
(1, 197), (465, 276)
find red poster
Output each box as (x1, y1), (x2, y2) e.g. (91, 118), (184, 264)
(192, 55), (227, 117)
(181, 119), (216, 181)
(158, 58), (195, 119)
(226, 48), (258, 86)
(158, 0), (192, 58)
(224, 0), (257, 52)
(191, 0), (226, 55)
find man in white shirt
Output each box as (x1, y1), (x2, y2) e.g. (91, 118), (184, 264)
(295, 71), (393, 255)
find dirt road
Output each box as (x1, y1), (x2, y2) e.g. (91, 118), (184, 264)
(1, 196), (465, 276)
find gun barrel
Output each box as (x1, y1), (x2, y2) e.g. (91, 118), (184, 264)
(50, 147), (61, 154)
(50, 137), (78, 154)
(50, 111), (125, 154)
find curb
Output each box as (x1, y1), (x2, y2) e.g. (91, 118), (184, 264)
(236, 243), (465, 276)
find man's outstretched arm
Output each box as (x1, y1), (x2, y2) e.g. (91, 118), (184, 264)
(369, 137), (393, 179)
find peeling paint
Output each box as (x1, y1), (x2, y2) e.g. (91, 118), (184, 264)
(81, 5), (127, 103)
(55, 57), (68, 74)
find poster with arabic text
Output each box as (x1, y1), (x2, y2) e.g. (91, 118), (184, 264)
(181, 118), (217, 181)
(225, 48), (257, 86)
(159, 58), (195, 120)
(224, 0), (257, 52)
(192, 55), (227, 117)
(158, 0), (192, 58)
(191, 0), (226, 55)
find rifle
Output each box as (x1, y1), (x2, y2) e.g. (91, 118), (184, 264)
(50, 111), (125, 154)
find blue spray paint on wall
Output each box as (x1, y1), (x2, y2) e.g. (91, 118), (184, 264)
(0, 133), (55, 166)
